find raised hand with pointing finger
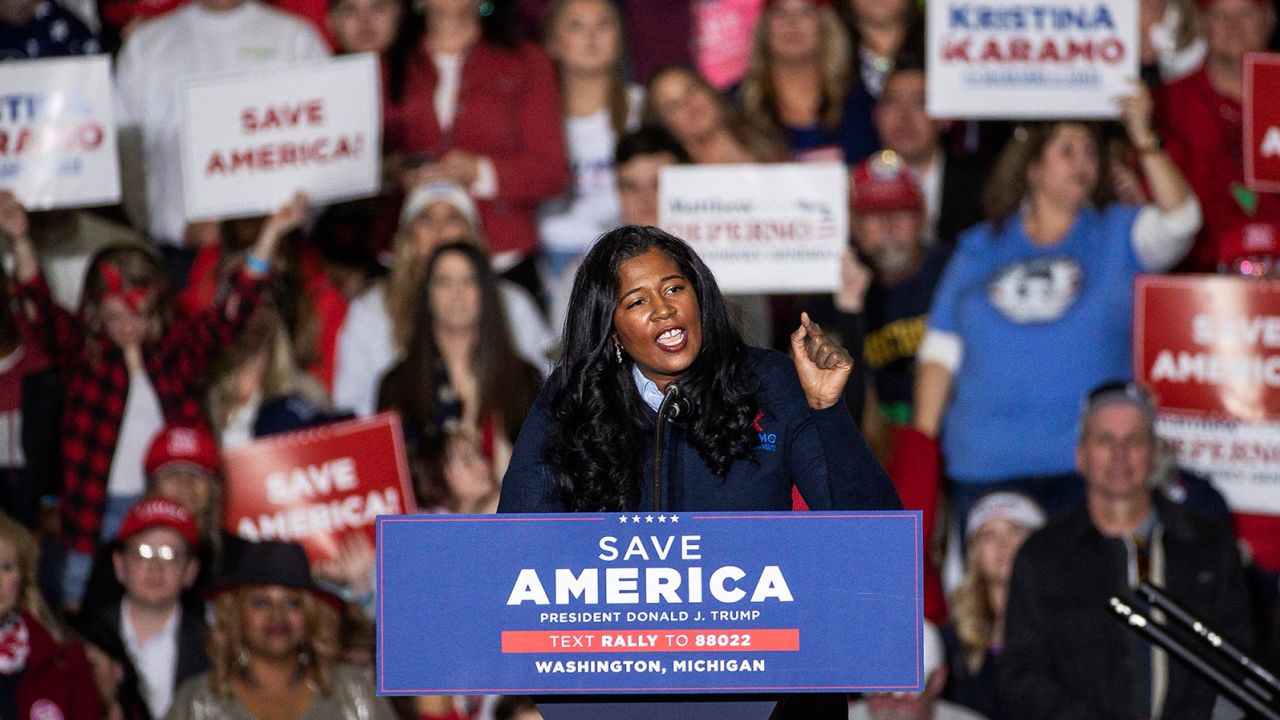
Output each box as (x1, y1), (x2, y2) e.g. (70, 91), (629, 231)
(790, 312), (854, 410)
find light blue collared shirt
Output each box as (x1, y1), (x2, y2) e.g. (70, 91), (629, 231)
(631, 363), (664, 412)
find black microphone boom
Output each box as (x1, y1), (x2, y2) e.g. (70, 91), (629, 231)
(652, 383), (685, 512)
(1108, 583), (1280, 720)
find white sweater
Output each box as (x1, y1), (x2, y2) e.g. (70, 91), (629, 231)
(333, 281), (554, 417)
(114, 1), (329, 245)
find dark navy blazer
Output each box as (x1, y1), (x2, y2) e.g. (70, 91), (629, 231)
(497, 347), (902, 513)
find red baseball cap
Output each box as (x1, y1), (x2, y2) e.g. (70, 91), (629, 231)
(116, 498), (199, 547)
(144, 425), (220, 478)
(850, 150), (924, 214)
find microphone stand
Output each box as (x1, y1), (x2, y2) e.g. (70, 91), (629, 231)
(653, 383), (684, 512)
(1108, 583), (1280, 720)
(1136, 581), (1280, 699)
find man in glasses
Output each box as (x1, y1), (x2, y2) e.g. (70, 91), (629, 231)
(107, 498), (208, 719)
(1000, 382), (1253, 719)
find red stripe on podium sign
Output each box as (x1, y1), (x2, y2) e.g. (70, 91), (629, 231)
(501, 629), (799, 653)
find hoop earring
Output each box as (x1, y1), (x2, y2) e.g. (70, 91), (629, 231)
(614, 339), (623, 364)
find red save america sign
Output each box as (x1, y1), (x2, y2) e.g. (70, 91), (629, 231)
(1134, 275), (1280, 521)
(223, 413), (415, 563)
(1245, 52), (1280, 193)
(1135, 274), (1280, 419)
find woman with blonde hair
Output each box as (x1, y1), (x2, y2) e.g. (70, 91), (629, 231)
(942, 492), (1045, 720)
(0, 512), (101, 719)
(167, 541), (394, 720)
(738, 0), (877, 163)
(207, 294), (331, 449)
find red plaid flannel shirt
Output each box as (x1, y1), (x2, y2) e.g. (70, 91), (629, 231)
(14, 267), (266, 554)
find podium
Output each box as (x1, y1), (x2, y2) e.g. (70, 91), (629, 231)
(377, 512), (922, 719)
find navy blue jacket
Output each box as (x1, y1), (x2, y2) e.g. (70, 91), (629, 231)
(498, 347), (901, 513)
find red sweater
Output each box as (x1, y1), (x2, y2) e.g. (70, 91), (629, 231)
(1160, 66), (1280, 271)
(388, 41), (569, 256)
(13, 611), (102, 720)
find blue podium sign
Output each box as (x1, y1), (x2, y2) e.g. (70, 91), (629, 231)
(377, 511), (922, 695)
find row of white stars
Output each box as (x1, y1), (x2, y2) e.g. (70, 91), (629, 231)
(619, 514), (679, 523)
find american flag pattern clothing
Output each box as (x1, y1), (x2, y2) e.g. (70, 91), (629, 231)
(13, 268), (267, 554)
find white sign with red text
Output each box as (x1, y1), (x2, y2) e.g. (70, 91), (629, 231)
(179, 53), (380, 220)
(658, 163), (847, 294)
(0, 55), (119, 209)
(926, 0), (1139, 118)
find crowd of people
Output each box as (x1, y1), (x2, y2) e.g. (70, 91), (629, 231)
(1, 0), (1280, 717)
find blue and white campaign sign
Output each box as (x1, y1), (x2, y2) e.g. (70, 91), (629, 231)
(378, 512), (922, 695)
(0, 55), (120, 209)
(926, 0), (1139, 118)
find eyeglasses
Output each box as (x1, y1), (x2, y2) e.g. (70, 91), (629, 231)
(125, 543), (187, 564)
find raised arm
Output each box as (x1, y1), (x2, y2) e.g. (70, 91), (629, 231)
(170, 194), (308, 370)
(0, 190), (84, 360)
(911, 359), (953, 439)
(1119, 82), (1201, 271)
(787, 316), (901, 510)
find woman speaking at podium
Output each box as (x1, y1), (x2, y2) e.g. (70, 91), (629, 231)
(497, 225), (899, 514)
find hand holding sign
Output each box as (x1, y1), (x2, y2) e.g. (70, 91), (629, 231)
(1115, 81), (1157, 150)
(0, 191), (38, 284)
(314, 532), (375, 597)
(0, 190), (29, 241)
(247, 191), (308, 272)
(834, 249), (873, 314)
(790, 312), (853, 410)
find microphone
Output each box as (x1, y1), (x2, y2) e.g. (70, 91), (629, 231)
(661, 383), (691, 420)
(653, 383), (687, 511)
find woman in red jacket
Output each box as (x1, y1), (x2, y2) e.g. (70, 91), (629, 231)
(393, 0), (569, 299)
(0, 512), (101, 720)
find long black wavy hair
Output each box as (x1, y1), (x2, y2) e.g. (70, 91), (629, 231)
(546, 226), (759, 511)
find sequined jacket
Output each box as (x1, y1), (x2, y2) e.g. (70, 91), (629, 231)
(165, 664), (395, 720)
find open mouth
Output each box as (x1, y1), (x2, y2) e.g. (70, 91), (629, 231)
(655, 327), (688, 353)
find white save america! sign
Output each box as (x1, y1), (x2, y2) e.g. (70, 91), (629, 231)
(180, 53), (381, 220)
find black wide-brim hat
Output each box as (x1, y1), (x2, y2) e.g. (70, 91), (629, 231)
(209, 540), (345, 614)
